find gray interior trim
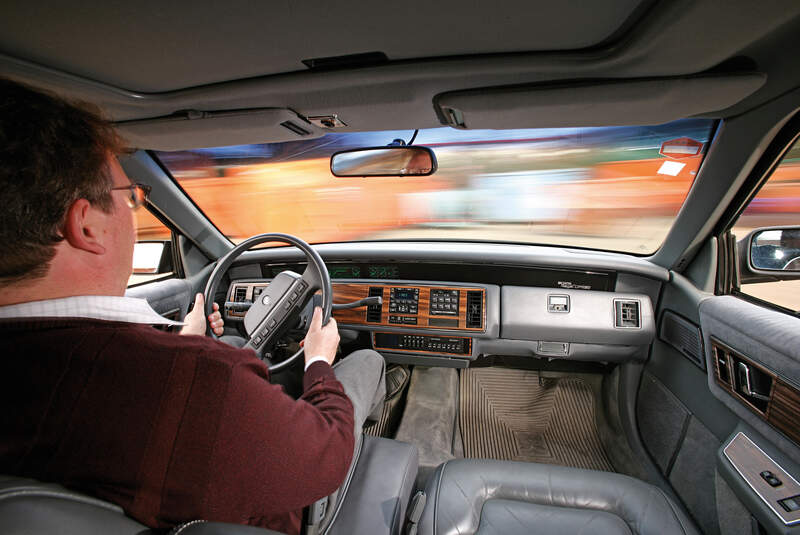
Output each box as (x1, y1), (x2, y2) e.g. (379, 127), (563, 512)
(647, 338), (737, 442)
(501, 286), (655, 345)
(120, 151), (232, 260)
(3, 1), (799, 137)
(475, 338), (647, 362)
(615, 274), (663, 307)
(231, 241), (669, 280)
(379, 353), (469, 368)
(665, 271), (714, 321)
(125, 278), (193, 319)
(618, 363), (686, 505)
(118, 108), (324, 151)
(436, 73), (765, 129)
(684, 238), (718, 293)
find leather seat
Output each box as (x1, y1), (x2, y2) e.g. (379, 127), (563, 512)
(0, 436), (418, 535)
(418, 459), (699, 535)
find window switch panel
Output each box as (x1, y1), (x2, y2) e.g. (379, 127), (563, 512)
(761, 471), (783, 488)
(779, 496), (800, 513)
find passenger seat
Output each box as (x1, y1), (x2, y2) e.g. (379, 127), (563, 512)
(418, 459), (699, 535)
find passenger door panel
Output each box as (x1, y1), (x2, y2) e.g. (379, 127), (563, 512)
(699, 295), (800, 459)
(641, 278), (800, 535)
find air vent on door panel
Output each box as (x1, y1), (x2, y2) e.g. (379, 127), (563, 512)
(466, 291), (483, 329)
(366, 287), (383, 322)
(659, 310), (704, 369)
(614, 299), (640, 329)
(234, 287), (248, 302)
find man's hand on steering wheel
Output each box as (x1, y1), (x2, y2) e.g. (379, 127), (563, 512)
(202, 233), (333, 373)
(303, 307), (339, 367)
(181, 294), (224, 337)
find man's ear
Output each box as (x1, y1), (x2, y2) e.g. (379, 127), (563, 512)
(62, 199), (107, 255)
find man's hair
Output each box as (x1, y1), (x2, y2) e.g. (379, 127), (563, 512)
(0, 78), (126, 284)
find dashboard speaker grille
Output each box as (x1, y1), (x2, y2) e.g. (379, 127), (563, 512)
(660, 310), (705, 370)
(367, 287), (383, 322)
(466, 291), (483, 329)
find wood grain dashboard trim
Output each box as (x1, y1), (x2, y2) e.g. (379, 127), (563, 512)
(332, 283), (486, 332)
(712, 338), (800, 447)
(227, 280), (487, 333)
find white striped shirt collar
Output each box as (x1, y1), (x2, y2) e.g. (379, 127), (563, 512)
(0, 295), (183, 326)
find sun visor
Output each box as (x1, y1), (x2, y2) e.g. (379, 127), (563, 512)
(116, 108), (324, 150)
(435, 73), (766, 129)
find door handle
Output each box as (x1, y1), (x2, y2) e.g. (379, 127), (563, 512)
(737, 362), (771, 401)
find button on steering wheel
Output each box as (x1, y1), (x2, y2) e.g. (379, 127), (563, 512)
(202, 233), (332, 373)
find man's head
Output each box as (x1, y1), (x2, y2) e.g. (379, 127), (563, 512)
(0, 78), (134, 299)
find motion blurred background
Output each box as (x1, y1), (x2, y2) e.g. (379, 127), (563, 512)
(134, 121), (799, 309)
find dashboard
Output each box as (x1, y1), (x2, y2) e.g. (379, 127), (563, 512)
(223, 255), (658, 368)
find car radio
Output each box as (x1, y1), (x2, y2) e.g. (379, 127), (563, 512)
(388, 287), (419, 314)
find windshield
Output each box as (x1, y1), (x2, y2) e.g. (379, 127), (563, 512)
(154, 119), (715, 254)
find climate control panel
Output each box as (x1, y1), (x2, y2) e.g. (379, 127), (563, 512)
(430, 288), (459, 315)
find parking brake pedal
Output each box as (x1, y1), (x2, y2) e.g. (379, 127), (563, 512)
(405, 491), (426, 535)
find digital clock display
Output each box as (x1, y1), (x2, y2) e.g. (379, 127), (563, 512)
(393, 288), (416, 300)
(368, 265), (399, 279)
(323, 264), (401, 279)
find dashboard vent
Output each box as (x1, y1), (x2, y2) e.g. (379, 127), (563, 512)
(466, 291), (483, 329)
(659, 310), (705, 370)
(614, 300), (640, 329)
(233, 287), (248, 302)
(367, 287), (383, 322)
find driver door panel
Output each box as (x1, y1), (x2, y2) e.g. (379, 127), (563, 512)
(126, 278), (194, 324)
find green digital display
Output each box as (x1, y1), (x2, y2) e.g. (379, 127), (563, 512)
(327, 265), (361, 279)
(368, 265), (399, 279)
(324, 264), (401, 279)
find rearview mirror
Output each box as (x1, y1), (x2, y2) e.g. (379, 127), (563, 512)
(750, 227), (800, 272)
(330, 146), (437, 177)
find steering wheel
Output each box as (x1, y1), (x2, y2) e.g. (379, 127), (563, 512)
(202, 233), (332, 373)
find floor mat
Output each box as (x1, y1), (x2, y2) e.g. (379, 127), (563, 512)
(459, 368), (614, 471)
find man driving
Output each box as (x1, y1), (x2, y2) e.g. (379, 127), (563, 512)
(0, 78), (385, 535)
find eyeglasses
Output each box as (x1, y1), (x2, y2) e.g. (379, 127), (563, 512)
(110, 183), (151, 210)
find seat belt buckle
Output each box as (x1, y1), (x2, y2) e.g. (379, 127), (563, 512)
(304, 496), (328, 535)
(405, 491), (426, 535)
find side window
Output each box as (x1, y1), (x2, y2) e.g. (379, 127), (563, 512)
(128, 207), (175, 287)
(730, 139), (800, 312)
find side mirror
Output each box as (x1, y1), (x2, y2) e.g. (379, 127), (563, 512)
(133, 241), (173, 274)
(330, 146), (437, 177)
(737, 226), (800, 284)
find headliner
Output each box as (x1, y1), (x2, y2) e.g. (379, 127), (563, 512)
(2, 0), (800, 147)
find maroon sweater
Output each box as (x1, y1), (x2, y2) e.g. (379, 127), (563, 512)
(0, 318), (355, 535)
